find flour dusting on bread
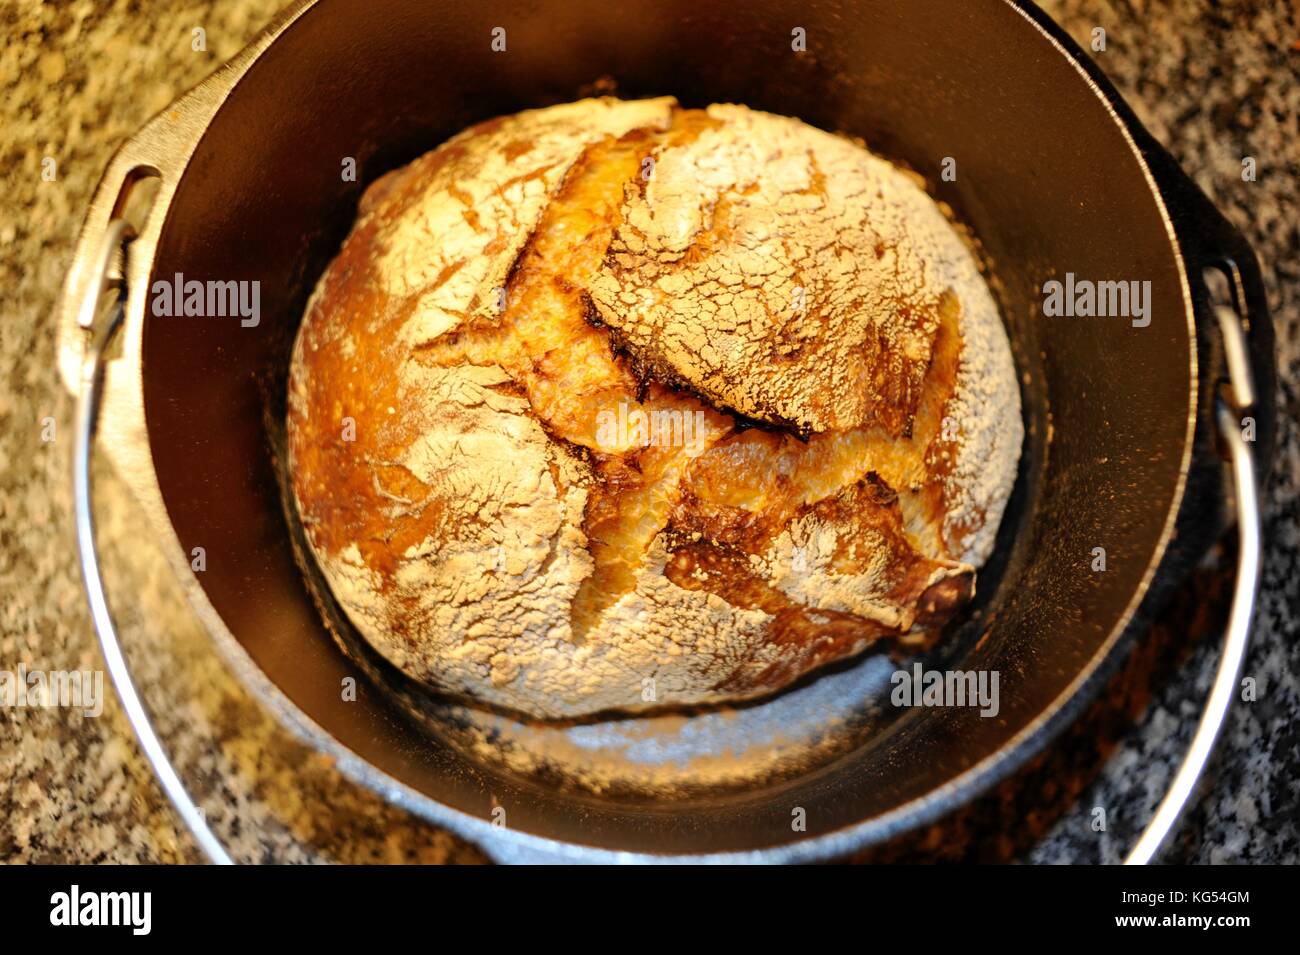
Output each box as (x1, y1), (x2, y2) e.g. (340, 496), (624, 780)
(287, 97), (1022, 719)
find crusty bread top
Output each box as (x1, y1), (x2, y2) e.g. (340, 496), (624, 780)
(591, 104), (946, 437)
(287, 97), (1022, 719)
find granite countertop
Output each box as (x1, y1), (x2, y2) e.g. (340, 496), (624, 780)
(1, 0), (1295, 864)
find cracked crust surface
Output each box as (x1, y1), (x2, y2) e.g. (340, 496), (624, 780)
(287, 97), (1023, 720)
(590, 104), (946, 437)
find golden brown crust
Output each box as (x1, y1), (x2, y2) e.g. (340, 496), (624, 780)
(588, 104), (949, 437)
(287, 97), (1022, 719)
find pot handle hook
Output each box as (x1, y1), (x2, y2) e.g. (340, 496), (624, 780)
(1124, 275), (1262, 864)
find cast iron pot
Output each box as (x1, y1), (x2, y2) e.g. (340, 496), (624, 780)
(60, 0), (1276, 863)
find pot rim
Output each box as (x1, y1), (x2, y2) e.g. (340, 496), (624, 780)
(60, 0), (1198, 863)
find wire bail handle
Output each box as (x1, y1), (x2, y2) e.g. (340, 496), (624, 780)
(72, 218), (235, 865)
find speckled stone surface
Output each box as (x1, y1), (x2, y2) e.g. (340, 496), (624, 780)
(1, 0), (1295, 864)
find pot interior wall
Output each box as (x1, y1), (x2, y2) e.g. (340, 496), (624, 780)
(141, 0), (1192, 853)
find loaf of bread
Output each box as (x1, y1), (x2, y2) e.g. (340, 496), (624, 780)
(287, 97), (1022, 720)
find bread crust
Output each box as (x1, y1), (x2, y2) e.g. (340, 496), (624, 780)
(287, 97), (1022, 719)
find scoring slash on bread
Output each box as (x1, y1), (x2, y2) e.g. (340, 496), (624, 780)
(287, 97), (1023, 720)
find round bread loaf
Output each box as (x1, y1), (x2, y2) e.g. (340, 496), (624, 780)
(287, 97), (1023, 720)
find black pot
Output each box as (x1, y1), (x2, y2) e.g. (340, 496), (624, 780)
(61, 0), (1275, 862)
